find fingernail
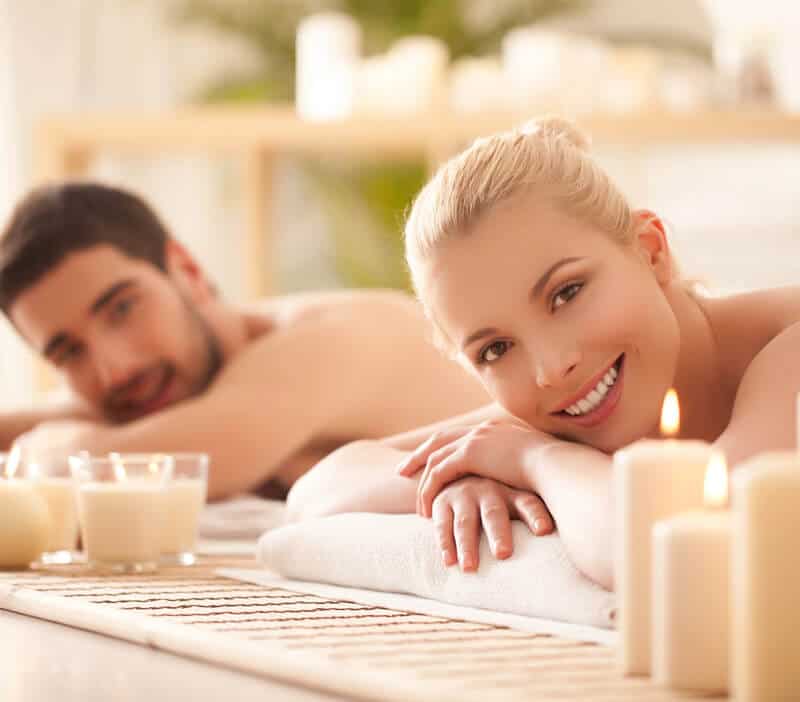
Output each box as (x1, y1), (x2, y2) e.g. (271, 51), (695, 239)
(534, 519), (545, 534)
(495, 544), (512, 559)
(462, 555), (476, 571)
(442, 551), (455, 567)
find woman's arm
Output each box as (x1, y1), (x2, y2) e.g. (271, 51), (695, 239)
(285, 403), (544, 521)
(405, 421), (615, 589)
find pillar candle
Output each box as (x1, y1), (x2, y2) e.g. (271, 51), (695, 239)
(613, 389), (713, 675)
(731, 451), (800, 701)
(652, 452), (731, 692)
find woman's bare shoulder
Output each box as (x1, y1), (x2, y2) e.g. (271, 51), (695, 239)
(700, 285), (800, 381)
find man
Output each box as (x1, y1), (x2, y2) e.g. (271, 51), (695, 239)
(0, 182), (490, 499)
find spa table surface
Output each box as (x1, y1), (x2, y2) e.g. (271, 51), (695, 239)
(0, 610), (345, 702)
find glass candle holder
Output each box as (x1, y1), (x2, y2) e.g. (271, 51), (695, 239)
(22, 454), (80, 565)
(69, 453), (173, 574)
(159, 453), (208, 566)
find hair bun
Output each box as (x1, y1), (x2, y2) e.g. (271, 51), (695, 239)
(517, 117), (591, 152)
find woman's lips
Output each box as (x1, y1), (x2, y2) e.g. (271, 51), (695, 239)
(558, 354), (625, 429)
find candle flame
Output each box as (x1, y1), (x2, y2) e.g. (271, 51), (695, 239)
(111, 456), (127, 482)
(704, 452), (728, 508)
(660, 389), (680, 437)
(4, 445), (21, 479)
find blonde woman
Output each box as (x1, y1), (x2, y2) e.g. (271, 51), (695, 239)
(289, 118), (800, 590)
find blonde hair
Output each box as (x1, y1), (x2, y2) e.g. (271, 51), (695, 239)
(405, 116), (638, 291)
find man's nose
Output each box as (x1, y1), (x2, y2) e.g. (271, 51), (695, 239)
(534, 348), (581, 389)
(93, 346), (141, 392)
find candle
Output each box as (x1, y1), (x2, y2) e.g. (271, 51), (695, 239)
(501, 27), (564, 110)
(0, 450), (51, 569)
(652, 452), (730, 692)
(23, 456), (79, 562)
(613, 389), (713, 675)
(384, 36), (449, 114)
(159, 453), (209, 566)
(295, 12), (361, 121)
(70, 454), (172, 574)
(731, 451), (800, 701)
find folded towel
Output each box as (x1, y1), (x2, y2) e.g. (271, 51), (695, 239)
(258, 513), (616, 629)
(199, 496), (286, 540)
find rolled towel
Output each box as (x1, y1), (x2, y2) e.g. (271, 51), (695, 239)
(258, 513), (616, 629)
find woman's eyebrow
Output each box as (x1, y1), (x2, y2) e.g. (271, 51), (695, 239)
(528, 257), (585, 301)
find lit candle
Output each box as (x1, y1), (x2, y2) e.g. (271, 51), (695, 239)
(731, 451), (800, 700)
(652, 452), (731, 692)
(0, 448), (51, 569)
(159, 453), (209, 566)
(70, 454), (172, 574)
(613, 389), (713, 675)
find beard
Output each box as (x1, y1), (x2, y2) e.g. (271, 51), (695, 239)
(102, 294), (224, 423)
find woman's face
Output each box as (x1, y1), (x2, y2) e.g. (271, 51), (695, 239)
(422, 195), (679, 453)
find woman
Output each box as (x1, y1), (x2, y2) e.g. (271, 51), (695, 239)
(289, 118), (800, 590)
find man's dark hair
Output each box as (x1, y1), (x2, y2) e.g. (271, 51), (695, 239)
(0, 182), (171, 313)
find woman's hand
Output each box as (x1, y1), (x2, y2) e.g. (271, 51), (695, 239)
(396, 419), (559, 518)
(431, 476), (553, 572)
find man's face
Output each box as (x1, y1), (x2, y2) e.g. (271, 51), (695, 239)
(10, 244), (222, 423)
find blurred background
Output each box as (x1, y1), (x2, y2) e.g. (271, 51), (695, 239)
(0, 0), (799, 404)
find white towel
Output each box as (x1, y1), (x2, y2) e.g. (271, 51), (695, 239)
(258, 513), (616, 629)
(199, 496), (286, 540)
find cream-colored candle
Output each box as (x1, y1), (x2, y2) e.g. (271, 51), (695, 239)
(32, 477), (79, 553)
(71, 454), (172, 573)
(78, 482), (164, 569)
(613, 389), (713, 675)
(161, 479), (206, 554)
(732, 451), (800, 701)
(652, 452), (730, 692)
(0, 451), (51, 569)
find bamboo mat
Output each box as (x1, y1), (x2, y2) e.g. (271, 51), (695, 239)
(0, 557), (721, 702)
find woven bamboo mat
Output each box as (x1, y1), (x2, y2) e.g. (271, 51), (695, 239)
(0, 557), (721, 702)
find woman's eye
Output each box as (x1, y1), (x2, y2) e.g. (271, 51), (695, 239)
(478, 340), (511, 364)
(552, 282), (583, 311)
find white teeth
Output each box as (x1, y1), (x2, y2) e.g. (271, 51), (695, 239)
(562, 360), (620, 417)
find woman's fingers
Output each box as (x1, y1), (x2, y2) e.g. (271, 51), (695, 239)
(479, 493), (513, 560)
(432, 497), (457, 567)
(396, 427), (469, 477)
(416, 443), (460, 515)
(511, 491), (555, 536)
(451, 497), (481, 572)
(418, 448), (471, 518)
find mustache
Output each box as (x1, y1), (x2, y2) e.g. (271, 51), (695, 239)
(103, 363), (174, 417)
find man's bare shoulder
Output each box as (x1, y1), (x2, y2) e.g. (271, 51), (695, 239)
(241, 288), (424, 336)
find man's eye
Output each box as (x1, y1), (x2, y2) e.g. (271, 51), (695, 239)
(478, 340), (511, 365)
(110, 298), (135, 322)
(552, 282), (583, 311)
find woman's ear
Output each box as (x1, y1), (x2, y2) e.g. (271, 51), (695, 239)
(633, 209), (673, 285)
(164, 239), (216, 303)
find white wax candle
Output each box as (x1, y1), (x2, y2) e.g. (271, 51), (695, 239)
(295, 12), (361, 121)
(731, 451), (800, 701)
(31, 477), (79, 552)
(652, 453), (731, 692)
(614, 435), (713, 675)
(161, 478), (206, 555)
(0, 479), (51, 568)
(78, 482), (164, 568)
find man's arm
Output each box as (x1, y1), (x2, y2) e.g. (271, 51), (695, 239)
(0, 399), (97, 450)
(286, 402), (509, 520)
(18, 318), (377, 500)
